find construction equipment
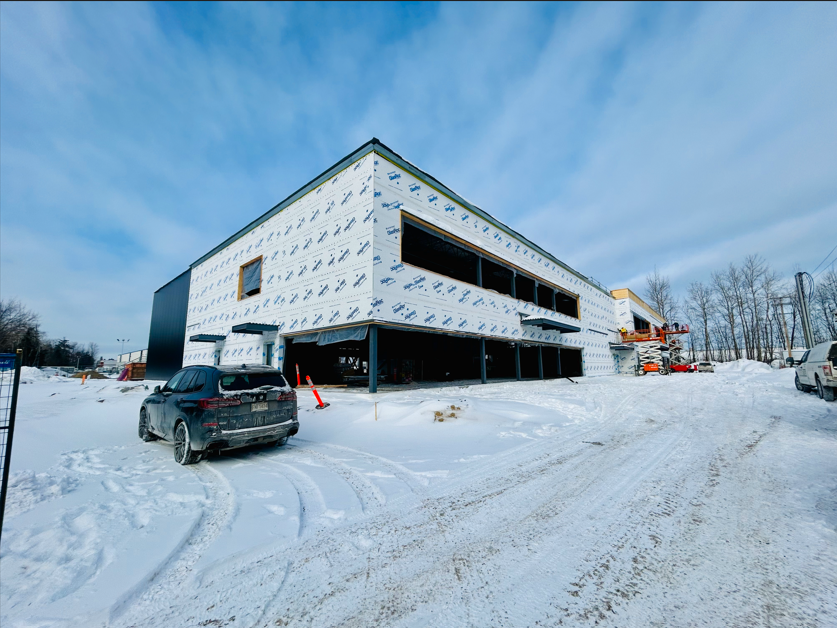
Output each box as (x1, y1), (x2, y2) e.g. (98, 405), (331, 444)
(620, 325), (690, 376)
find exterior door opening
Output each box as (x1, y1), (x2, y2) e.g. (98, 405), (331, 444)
(559, 347), (583, 377)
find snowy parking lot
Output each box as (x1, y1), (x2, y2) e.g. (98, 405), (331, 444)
(2, 363), (836, 627)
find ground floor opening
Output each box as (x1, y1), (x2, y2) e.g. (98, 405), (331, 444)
(283, 325), (584, 390)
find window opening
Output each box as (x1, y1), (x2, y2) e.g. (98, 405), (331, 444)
(556, 290), (578, 318)
(265, 343), (274, 366)
(401, 221), (478, 285)
(537, 284), (555, 311)
(515, 274), (536, 304)
(632, 314), (649, 333)
(482, 257), (514, 297)
(400, 215), (579, 319)
(239, 257), (263, 299)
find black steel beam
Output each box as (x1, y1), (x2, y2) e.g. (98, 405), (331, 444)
(231, 323), (279, 335)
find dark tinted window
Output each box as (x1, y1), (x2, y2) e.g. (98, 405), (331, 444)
(190, 371), (207, 392)
(220, 371), (288, 391)
(162, 371), (186, 393)
(175, 371), (197, 392)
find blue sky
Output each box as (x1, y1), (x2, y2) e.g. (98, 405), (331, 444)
(1, 2), (835, 358)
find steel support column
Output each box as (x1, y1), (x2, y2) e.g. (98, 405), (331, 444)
(480, 338), (487, 384)
(538, 345), (543, 380)
(515, 344), (521, 381)
(369, 324), (377, 393)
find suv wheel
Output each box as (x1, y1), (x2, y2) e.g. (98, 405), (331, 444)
(138, 408), (158, 442)
(795, 373), (804, 391)
(174, 421), (201, 465)
(816, 377), (825, 400)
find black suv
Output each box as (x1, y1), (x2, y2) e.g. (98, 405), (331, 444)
(139, 365), (299, 465)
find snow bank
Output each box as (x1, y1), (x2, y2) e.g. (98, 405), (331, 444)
(714, 359), (772, 373)
(18, 366), (50, 384)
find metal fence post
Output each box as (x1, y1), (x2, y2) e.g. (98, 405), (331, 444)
(0, 349), (23, 541)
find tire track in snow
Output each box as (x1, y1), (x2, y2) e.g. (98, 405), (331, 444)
(260, 410), (689, 627)
(110, 463), (235, 626)
(258, 458), (329, 538)
(293, 439), (429, 494)
(282, 445), (387, 512)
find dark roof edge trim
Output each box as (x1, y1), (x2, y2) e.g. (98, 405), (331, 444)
(190, 139), (380, 268)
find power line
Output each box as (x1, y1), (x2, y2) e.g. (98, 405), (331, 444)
(811, 242), (837, 275)
(814, 257), (836, 280)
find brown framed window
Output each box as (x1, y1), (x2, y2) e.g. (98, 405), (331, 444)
(238, 256), (263, 300)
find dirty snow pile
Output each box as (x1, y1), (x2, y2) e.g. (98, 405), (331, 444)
(1, 367), (836, 627)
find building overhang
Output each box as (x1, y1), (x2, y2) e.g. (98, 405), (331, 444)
(231, 323), (279, 335)
(189, 334), (226, 343)
(521, 317), (581, 333)
(609, 343), (634, 351)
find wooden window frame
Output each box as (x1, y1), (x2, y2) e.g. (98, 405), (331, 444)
(238, 255), (264, 301)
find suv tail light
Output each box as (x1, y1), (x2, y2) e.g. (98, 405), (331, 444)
(824, 365), (833, 377)
(277, 390), (297, 402)
(198, 397), (242, 409)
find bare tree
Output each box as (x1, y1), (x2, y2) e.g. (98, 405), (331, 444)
(644, 267), (678, 322)
(0, 299), (42, 362)
(812, 269), (837, 341)
(711, 267), (741, 360)
(686, 281), (715, 361)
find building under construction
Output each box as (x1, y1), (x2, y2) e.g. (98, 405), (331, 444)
(146, 139), (668, 389)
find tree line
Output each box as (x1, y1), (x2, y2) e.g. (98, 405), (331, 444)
(643, 255), (837, 363)
(0, 299), (99, 368)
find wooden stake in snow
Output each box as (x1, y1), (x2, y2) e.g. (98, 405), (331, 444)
(306, 375), (330, 409)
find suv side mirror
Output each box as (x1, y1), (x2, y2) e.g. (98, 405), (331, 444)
(154, 385), (161, 393)
(785, 357), (794, 366)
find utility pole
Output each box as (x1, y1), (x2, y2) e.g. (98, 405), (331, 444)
(773, 298), (793, 361)
(794, 273), (815, 349)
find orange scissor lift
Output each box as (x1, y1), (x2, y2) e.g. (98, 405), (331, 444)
(620, 325), (691, 375)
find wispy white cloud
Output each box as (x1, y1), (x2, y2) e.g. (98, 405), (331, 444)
(1, 2), (835, 356)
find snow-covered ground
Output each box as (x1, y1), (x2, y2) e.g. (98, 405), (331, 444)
(2, 364), (836, 627)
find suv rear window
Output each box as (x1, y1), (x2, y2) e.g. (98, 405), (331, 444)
(220, 372), (288, 391)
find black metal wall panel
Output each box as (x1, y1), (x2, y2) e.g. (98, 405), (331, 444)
(146, 269), (191, 381)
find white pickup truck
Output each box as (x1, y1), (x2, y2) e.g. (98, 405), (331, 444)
(791, 340), (837, 401)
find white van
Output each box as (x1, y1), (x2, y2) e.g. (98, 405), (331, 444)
(791, 340), (837, 401)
